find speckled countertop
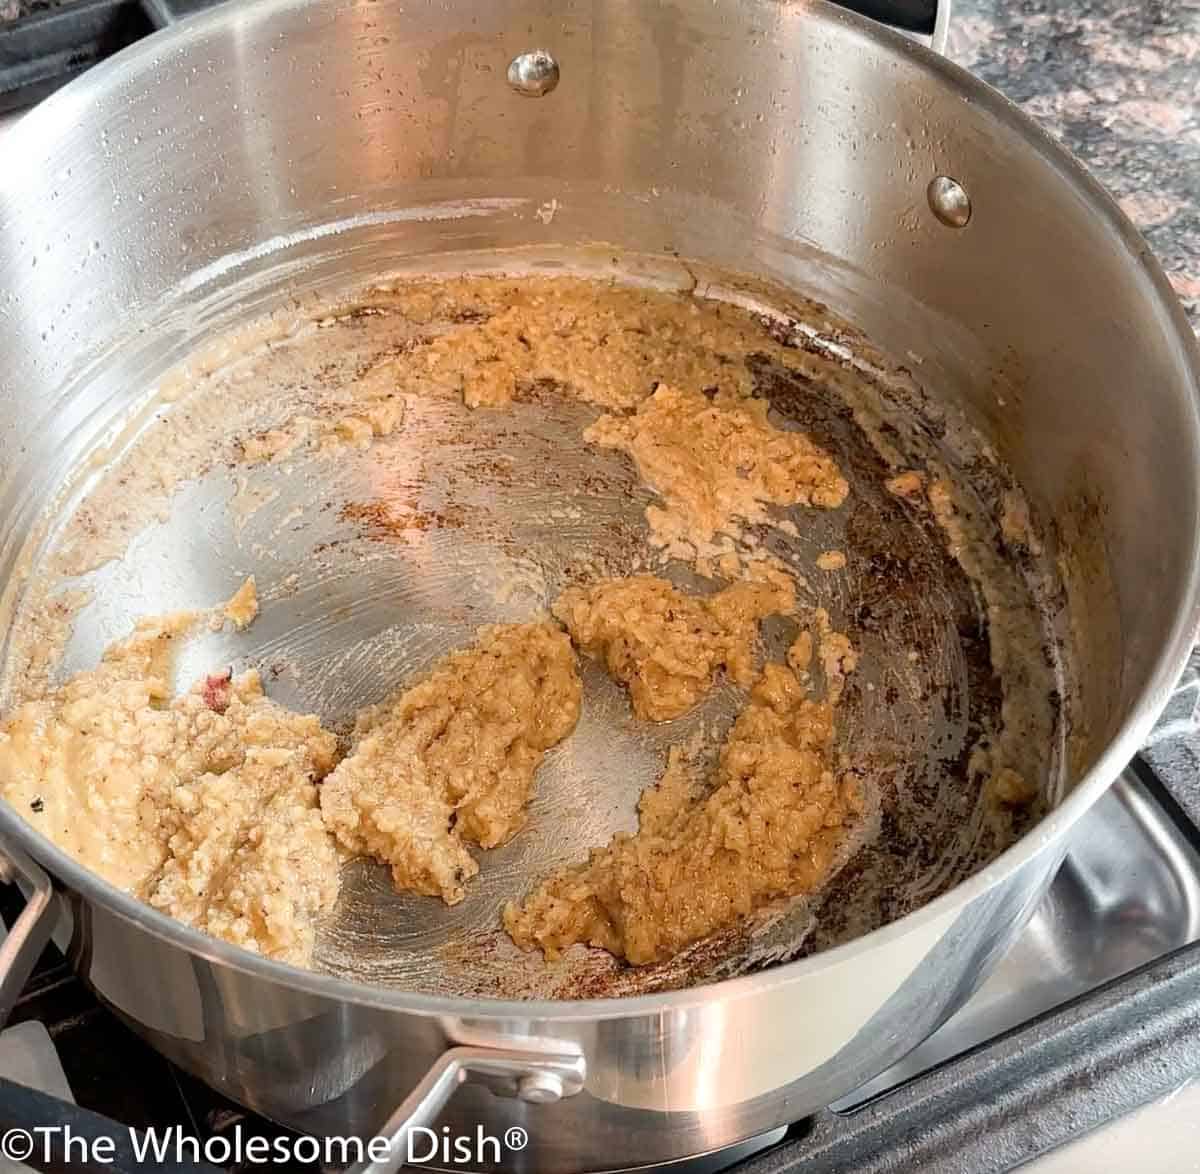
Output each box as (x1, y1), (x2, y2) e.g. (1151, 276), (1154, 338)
(948, 0), (1199, 328)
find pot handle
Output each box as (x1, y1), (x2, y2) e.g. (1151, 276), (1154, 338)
(0, 842), (56, 1027)
(830, 0), (950, 53)
(346, 1045), (587, 1174)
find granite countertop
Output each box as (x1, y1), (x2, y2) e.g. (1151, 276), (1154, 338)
(948, 0), (1199, 329)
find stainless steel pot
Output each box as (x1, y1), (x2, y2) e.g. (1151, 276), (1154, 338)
(0, 0), (1197, 1169)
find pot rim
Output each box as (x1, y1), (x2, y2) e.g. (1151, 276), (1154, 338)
(2, 0), (1199, 1022)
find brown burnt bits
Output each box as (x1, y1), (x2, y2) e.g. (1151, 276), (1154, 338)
(743, 352), (1025, 957)
(338, 498), (468, 539)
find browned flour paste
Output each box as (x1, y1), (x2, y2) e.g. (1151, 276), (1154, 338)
(0, 271), (1043, 974)
(0, 605), (339, 967)
(552, 576), (795, 722)
(0, 604), (583, 964)
(319, 622), (581, 905)
(504, 640), (860, 965)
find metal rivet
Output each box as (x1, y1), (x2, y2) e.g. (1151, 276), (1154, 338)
(927, 176), (972, 228)
(517, 1072), (565, 1103)
(507, 49), (560, 97)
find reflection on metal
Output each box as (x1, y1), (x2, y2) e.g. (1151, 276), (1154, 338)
(928, 175), (973, 227)
(930, 0), (952, 55)
(507, 50), (560, 97)
(834, 765), (1200, 1107)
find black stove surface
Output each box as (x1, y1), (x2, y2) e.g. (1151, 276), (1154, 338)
(0, 0), (213, 112)
(0, 0), (154, 113)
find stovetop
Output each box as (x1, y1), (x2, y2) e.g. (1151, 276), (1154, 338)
(4, 3), (1200, 1172)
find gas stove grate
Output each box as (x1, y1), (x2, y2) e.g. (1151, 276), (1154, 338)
(0, 0), (152, 112)
(0, 0), (213, 112)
